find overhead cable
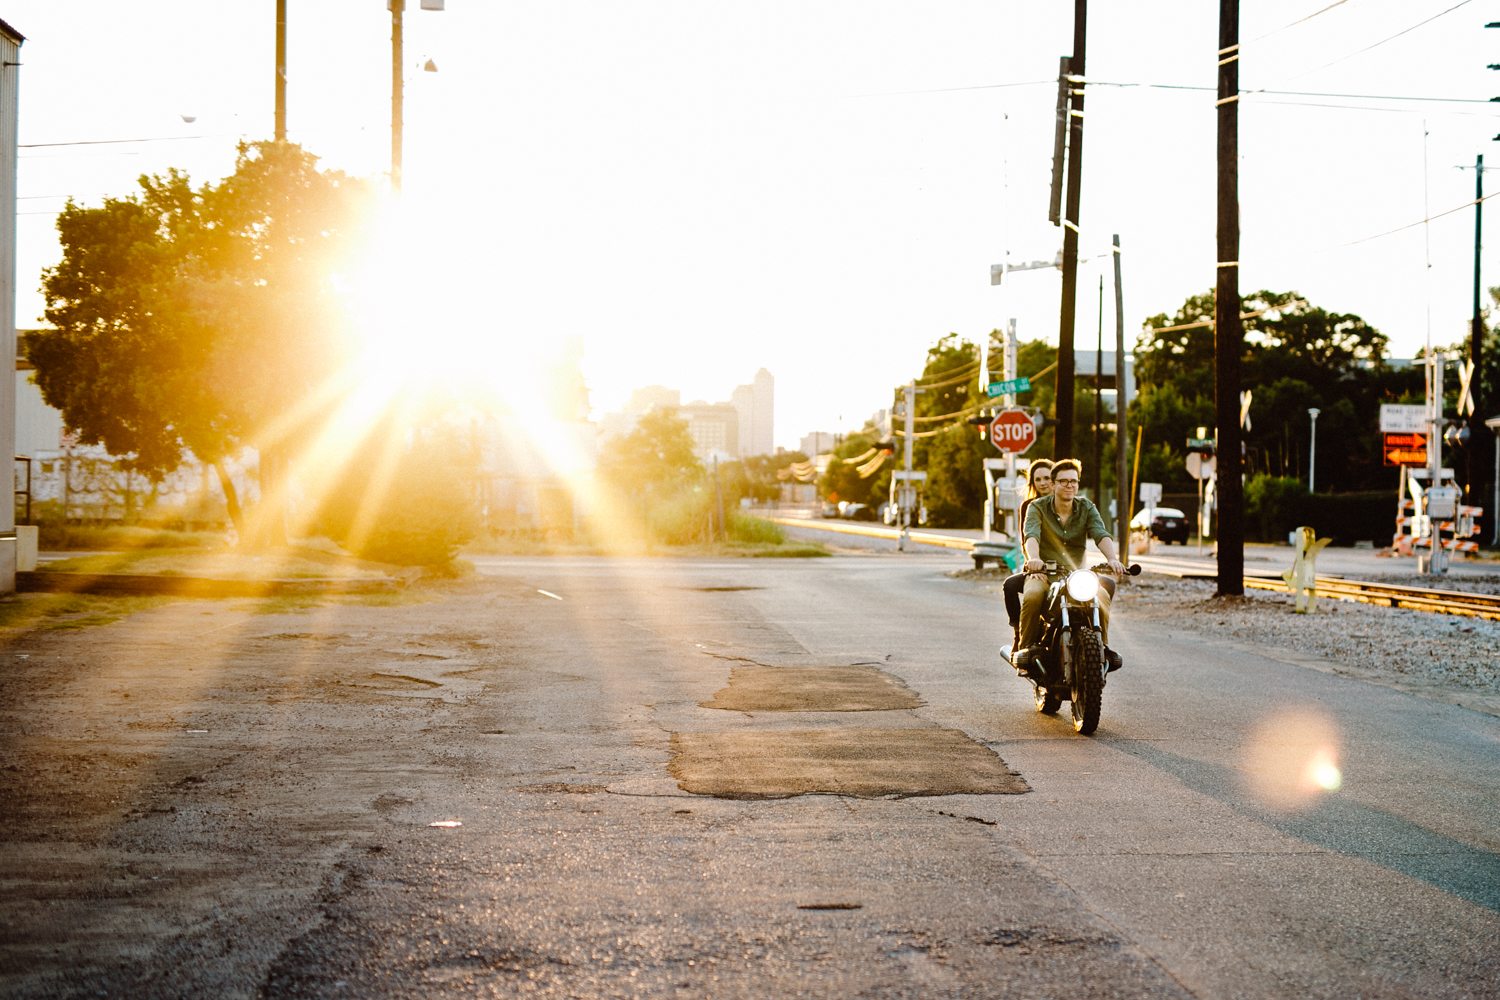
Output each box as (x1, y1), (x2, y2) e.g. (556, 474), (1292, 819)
(18, 134), (229, 148)
(1245, 0), (1356, 44)
(1276, 0), (1476, 84)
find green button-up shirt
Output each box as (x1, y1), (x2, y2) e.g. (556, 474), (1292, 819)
(1023, 494), (1109, 570)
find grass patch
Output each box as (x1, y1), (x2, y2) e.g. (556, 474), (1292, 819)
(41, 545), (399, 580)
(0, 592), (174, 630)
(39, 525), (227, 552)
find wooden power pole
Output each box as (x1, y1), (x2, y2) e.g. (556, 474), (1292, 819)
(391, 0), (405, 194)
(1054, 0), (1086, 460)
(274, 0), (287, 141)
(1469, 155), (1485, 512)
(1215, 0), (1243, 597)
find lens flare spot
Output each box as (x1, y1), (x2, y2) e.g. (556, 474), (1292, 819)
(1243, 708), (1344, 811)
(1309, 759), (1343, 791)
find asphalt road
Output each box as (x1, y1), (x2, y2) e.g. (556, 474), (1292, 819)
(2, 554), (1497, 998)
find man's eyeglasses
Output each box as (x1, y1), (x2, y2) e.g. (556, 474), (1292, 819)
(1054, 477), (1080, 487)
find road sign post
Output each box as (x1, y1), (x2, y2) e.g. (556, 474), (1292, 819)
(1138, 482), (1162, 556)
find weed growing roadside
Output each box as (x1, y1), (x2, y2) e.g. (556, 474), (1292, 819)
(0, 593), (176, 631)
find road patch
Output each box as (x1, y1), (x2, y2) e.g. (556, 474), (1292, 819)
(669, 728), (1027, 798)
(699, 664), (923, 712)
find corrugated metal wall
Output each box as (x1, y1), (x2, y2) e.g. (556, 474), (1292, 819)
(0, 27), (19, 589)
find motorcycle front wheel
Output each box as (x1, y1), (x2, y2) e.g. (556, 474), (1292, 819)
(1069, 627), (1104, 735)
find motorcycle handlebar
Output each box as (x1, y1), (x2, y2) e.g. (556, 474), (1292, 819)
(1089, 562), (1142, 577)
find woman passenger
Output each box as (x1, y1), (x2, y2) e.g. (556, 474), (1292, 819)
(1004, 459), (1053, 650)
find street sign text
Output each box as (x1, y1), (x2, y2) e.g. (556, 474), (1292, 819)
(1383, 432), (1428, 467)
(986, 377), (1031, 398)
(990, 408), (1038, 453)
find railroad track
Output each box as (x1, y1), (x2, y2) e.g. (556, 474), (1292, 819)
(1244, 575), (1500, 621)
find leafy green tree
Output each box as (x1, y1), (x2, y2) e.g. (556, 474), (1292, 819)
(820, 432), (879, 506)
(597, 408), (701, 493)
(32, 141), (374, 542)
(1132, 289), (1421, 494)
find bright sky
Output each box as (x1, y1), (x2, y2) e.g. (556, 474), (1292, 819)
(10, 1), (1500, 449)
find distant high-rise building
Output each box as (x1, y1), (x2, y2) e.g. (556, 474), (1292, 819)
(628, 385), (680, 412)
(800, 431), (837, 457)
(605, 371), (771, 458)
(678, 401), (740, 459)
(730, 383), (755, 457)
(729, 368), (774, 457)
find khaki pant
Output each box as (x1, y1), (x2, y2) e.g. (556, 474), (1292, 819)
(1018, 574), (1112, 649)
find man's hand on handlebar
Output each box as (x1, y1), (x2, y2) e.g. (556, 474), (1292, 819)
(1104, 558), (1127, 577)
(1024, 558), (1047, 576)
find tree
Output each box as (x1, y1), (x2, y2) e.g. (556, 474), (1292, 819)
(1133, 289), (1421, 494)
(33, 141), (375, 542)
(597, 408), (702, 495)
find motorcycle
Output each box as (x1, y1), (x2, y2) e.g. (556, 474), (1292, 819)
(1000, 561), (1141, 735)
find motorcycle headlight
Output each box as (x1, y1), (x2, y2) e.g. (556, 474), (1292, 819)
(1065, 569), (1099, 603)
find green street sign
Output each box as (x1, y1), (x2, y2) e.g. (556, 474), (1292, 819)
(986, 377), (1031, 398)
(1186, 437), (1215, 452)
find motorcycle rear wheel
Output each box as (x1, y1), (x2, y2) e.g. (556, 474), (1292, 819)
(1069, 627), (1104, 735)
(1034, 683), (1061, 714)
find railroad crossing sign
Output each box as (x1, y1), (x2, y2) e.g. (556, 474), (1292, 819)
(986, 376), (1031, 398)
(1383, 432), (1428, 467)
(990, 408), (1038, 454)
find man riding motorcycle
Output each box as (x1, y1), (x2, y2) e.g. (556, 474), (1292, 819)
(1012, 459), (1126, 676)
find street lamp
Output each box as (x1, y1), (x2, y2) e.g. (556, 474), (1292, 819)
(389, 0), (444, 194)
(1308, 408), (1320, 493)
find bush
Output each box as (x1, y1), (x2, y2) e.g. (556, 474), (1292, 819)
(728, 513), (784, 544)
(644, 487), (717, 546)
(310, 425), (481, 567)
(1244, 475), (1309, 543)
(38, 524), (227, 551)
(1245, 474), (1397, 545)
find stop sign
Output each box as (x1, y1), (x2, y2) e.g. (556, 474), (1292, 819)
(990, 408), (1037, 454)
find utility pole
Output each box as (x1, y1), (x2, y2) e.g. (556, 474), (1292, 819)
(275, 0), (287, 141)
(1093, 275), (1103, 499)
(1215, 0), (1244, 597)
(391, 0), (405, 193)
(1112, 235), (1128, 553)
(1470, 154), (1485, 512)
(899, 382), (915, 552)
(1053, 0), (1086, 460)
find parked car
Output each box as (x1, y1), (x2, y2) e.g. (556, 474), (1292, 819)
(839, 502), (877, 522)
(1130, 506), (1190, 545)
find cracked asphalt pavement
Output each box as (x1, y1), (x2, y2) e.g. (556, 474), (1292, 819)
(2, 554), (1498, 998)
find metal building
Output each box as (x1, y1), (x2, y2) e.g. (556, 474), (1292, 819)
(0, 18), (22, 591)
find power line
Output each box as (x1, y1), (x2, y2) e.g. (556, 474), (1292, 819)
(1090, 81), (1495, 105)
(848, 77), (1496, 107)
(1246, 0), (1358, 44)
(1289, 190), (1500, 258)
(1277, 0), (1477, 83)
(18, 133), (233, 148)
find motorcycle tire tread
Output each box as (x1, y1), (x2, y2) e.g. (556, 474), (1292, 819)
(1070, 628), (1104, 735)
